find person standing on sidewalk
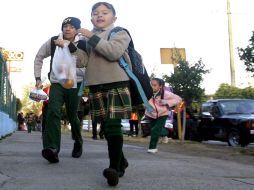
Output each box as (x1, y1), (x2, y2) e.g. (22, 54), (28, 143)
(91, 119), (98, 140)
(145, 78), (182, 153)
(78, 2), (131, 186)
(34, 17), (88, 163)
(91, 119), (105, 140)
(17, 112), (25, 131)
(26, 113), (36, 133)
(128, 109), (139, 136)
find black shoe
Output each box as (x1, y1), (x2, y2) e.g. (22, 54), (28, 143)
(99, 131), (104, 139)
(128, 132), (133, 137)
(103, 168), (119, 186)
(99, 135), (104, 139)
(118, 158), (129, 177)
(72, 143), (83, 158)
(42, 148), (59, 163)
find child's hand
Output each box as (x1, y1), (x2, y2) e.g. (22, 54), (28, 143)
(78, 28), (94, 38)
(159, 99), (168, 105)
(54, 39), (70, 48)
(35, 79), (42, 89)
(54, 39), (65, 48)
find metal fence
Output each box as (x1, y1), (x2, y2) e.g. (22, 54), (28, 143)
(0, 50), (17, 121)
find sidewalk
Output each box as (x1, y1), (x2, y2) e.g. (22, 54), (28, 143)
(1, 131), (254, 190)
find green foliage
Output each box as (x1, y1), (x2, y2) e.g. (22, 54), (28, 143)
(238, 31), (254, 76)
(163, 59), (209, 107)
(214, 83), (254, 99)
(242, 86), (254, 99)
(16, 98), (22, 112)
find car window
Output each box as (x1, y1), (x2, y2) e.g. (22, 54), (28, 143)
(202, 103), (213, 113)
(219, 102), (236, 114)
(211, 106), (220, 117)
(220, 100), (254, 114)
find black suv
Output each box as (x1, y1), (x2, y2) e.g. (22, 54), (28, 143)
(197, 99), (254, 146)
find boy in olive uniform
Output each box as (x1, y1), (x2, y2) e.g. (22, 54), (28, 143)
(34, 17), (88, 163)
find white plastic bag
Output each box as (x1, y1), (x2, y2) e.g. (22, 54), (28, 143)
(29, 88), (48, 102)
(52, 46), (77, 89)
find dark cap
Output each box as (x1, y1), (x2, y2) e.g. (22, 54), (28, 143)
(61, 17), (81, 30)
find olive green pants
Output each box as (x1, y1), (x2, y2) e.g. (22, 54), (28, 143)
(149, 115), (168, 149)
(43, 83), (82, 151)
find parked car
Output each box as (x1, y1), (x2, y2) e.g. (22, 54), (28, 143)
(121, 119), (131, 134)
(197, 99), (254, 146)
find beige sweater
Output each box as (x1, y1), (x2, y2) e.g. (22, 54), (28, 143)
(85, 25), (131, 86)
(34, 34), (88, 83)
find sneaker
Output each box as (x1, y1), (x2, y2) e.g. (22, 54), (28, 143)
(147, 149), (158, 153)
(103, 168), (119, 186)
(72, 143), (83, 158)
(161, 136), (169, 144)
(119, 158), (129, 177)
(42, 148), (59, 163)
(92, 136), (98, 140)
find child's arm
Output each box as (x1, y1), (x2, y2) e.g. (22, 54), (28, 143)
(93, 30), (131, 61)
(34, 38), (52, 84)
(160, 91), (182, 108)
(78, 28), (131, 61)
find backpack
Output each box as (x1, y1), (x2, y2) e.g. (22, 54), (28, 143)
(161, 85), (173, 99)
(108, 27), (153, 108)
(47, 36), (58, 79)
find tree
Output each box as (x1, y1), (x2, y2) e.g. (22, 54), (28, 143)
(214, 83), (254, 99)
(214, 83), (242, 99)
(163, 59), (209, 107)
(238, 31), (254, 76)
(16, 98), (22, 112)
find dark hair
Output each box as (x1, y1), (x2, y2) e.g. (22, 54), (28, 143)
(151, 78), (164, 86)
(91, 2), (116, 16)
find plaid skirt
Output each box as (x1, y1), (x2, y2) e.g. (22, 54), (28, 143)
(89, 82), (132, 122)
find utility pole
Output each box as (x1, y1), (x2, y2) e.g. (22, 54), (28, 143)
(227, 0), (236, 86)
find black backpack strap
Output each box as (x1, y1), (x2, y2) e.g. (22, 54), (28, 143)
(77, 40), (87, 52)
(50, 36), (58, 56)
(108, 27), (134, 49)
(48, 36), (58, 79)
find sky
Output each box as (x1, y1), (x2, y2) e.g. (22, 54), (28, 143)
(1, 0), (254, 98)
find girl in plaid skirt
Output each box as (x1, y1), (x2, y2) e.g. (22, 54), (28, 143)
(78, 2), (132, 186)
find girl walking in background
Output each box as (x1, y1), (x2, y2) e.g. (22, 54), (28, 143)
(145, 78), (182, 153)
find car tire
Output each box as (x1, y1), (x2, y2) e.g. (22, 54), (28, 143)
(227, 129), (240, 147)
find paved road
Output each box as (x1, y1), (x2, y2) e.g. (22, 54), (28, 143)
(0, 131), (254, 190)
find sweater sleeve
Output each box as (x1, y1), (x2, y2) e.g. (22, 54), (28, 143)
(164, 91), (182, 107)
(34, 38), (51, 79)
(88, 30), (131, 61)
